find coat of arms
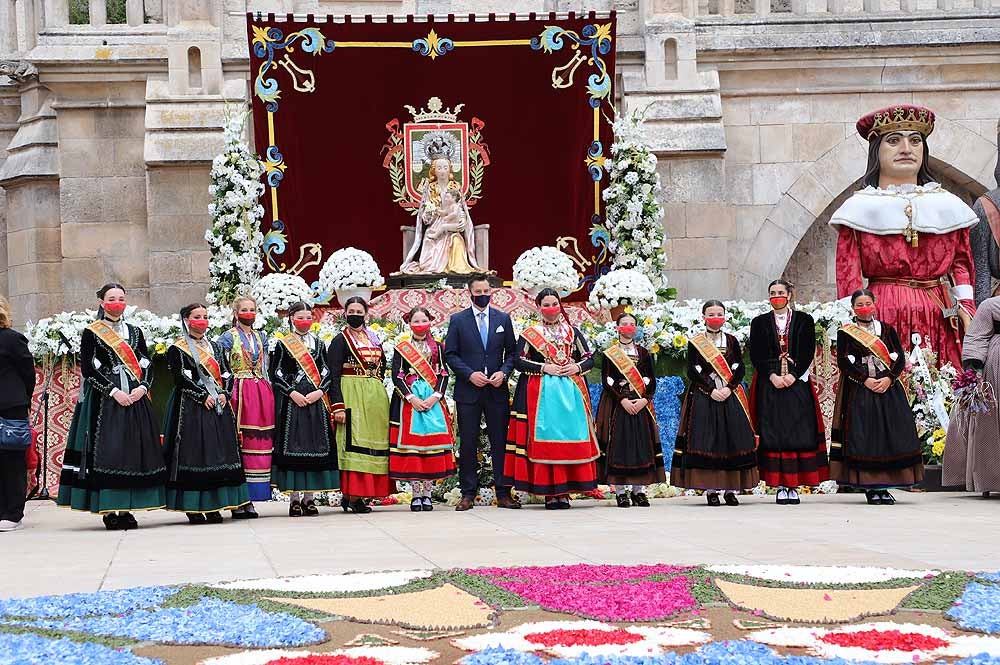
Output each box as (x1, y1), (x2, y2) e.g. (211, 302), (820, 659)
(382, 97), (490, 214)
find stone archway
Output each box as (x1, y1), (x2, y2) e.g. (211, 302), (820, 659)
(735, 117), (998, 301)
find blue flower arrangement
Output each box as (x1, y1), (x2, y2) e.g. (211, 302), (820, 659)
(588, 376), (683, 471)
(0, 631), (160, 665)
(23, 597), (326, 647)
(976, 572), (1000, 584)
(947, 582), (1000, 634)
(0, 587), (177, 619)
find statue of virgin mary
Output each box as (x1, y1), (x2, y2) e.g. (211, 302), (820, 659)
(400, 140), (481, 275)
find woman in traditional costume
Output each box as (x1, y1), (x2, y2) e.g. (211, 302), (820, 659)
(831, 289), (923, 504)
(749, 280), (829, 505)
(831, 105), (978, 369)
(269, 301), (339, 517)
(389, 307), (456, 512)
(672, 301), (759, 506)
(595, 313), (664, 508)
(163, 304), (249, 523)
(944, 296), (1000, 497)
(57, 283), (166, 530)
(503, 288), (599, 509)
(216, 296), (274, 517)
(328, 297), (391, 513)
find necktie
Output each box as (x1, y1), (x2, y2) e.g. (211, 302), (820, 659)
(477, 312), (488, 348)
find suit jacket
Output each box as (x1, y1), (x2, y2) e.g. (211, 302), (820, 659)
(0, 328), (36, 413)
(444, 306), (516, 404)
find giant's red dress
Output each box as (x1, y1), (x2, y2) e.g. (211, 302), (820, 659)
(832, 183), (978, 369)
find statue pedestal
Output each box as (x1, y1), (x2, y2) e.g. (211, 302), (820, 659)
(386, 272), (503, 290)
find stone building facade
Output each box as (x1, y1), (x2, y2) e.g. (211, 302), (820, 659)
(0, 0), (997, 324)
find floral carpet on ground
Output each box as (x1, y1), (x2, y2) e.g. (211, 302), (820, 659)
(3, 565), (1000, 665)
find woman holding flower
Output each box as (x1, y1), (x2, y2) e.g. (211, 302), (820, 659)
(328, 297), (391, 513)
(389, 307), (456, 511)
(944, 296), (1000, 496)
(595, 313), (664, 508)
(270, 301), (339, 516)
(503, 288), (599, 509)
(831, 289), (923, 504)
(163, 304), (249, 524)
(748, 279), (829, 504)
(672, 301), (759, 506)
(57, 283), (166, 530)
(216, 296), (274, 516)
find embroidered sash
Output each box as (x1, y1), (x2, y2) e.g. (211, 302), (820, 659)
(89, 320), (143, 382)
(604, 344), (646, 398)
(395, 340), (437, 386)
(172, 339), (223, 388)
(840, 323), (894, 369)
(281, 334), (334, 414)
(522, 326), (569, 364)
(690, 333), (754, 431)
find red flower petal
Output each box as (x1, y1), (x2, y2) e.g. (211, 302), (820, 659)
(524, 629), (644, 647)
(819, 630), (949, 652)
(269, 656), (388, 665)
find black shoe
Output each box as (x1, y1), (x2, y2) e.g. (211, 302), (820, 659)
(119, 512), (138, 530)
(421, 498), (434, 512)
(776, 488), (789, 505)
(303, 500), (319, 516)
(631, 492), (650, 507)
(724, 492), (740, 506)
(289, 500), (303, 517)
(245, 505), (259, 519)
(231, 504), (255, 520)
(879, 490), (895, 505)
(346, 498), (372, 514)
(707, 492), (722, 507)
(556, 498), (571, 509)
(616, 493), (631, 508)
(411, 499), (423, 512)
(205, 511), (224, 524)
(102, 513), (121, 530)
(186, 513), (207, 525)
(865, 490), (881, 505)
(787, 490), (801, 505)
(545, 499), (560, 510)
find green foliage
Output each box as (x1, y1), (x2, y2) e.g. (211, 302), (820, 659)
(70, 0), (126, 24)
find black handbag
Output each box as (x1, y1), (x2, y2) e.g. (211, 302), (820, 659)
(0, 417), (31, 451)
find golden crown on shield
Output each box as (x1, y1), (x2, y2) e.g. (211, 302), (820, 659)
(404, 96), (464, 124)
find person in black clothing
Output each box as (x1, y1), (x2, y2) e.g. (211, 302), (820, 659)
(0, 297), (37, 532)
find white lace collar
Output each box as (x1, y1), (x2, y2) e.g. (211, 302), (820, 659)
(830, 181), (977, 236)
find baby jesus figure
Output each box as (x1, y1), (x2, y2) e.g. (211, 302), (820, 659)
(426, 190), (466, 240)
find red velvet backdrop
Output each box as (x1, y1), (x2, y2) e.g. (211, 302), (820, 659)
(247, 13), (616, 299)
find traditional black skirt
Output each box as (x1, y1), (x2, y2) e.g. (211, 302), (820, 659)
(678, 391), (757, 470)
(164, 394), (245, 491)
(840, 382), (922, 470)
(273, 399), (338, 473)
(755, 379), (822, 452)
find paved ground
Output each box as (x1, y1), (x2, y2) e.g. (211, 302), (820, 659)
(4, 491), (998, 599)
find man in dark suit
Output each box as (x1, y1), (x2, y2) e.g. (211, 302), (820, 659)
(444, 275), (519, 511)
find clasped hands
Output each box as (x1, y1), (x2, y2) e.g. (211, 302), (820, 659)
(290, 389), (325, 408)
(620, 397), (649, 415)
(470, 371), (506, 388)
(112, 386), (148, 407)
(542, 362), (580, 377)
(406, 392), (442, 412)
(769, 373), (797, 389)
(710, 386), (733, 402)
(864, 377), (892, 394)
(203, 393), (227, 410)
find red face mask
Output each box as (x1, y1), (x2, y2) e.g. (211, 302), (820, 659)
(540, 305), (562, 318)
(292, 320), (313, 333)
(187, 319), (208, 334)
(769, 296), (789, 310)
(237, 314), (256, 326)
(705, 316), (726, 329)
(855, 305), (876, 318)
(104, 302), (127, 317)
(410, 323), (431, 336)
(618, 324), (637, 336)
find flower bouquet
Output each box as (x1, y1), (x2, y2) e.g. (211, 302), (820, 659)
(251, 272), (314, 322)
(318, 247), (385, 305)
(588, 268), (656, 315)
(952, 368), (997, 415)
(512, 246), (578, 297)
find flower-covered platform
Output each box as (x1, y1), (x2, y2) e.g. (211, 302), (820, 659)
(3, 560), (1000, 665)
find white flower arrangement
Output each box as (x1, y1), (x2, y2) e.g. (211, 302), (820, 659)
(251, 272), (314, 323)
(512, 246), (579, 295)
(205, 106), (266, 306)
(318, 247), (385, 292)
(601, 109), (667, 292)
(588, 269), (657, 310)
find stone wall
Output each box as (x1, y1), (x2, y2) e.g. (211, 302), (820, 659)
(0, 0), (997, 326)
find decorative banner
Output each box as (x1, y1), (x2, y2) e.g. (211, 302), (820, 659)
(246, 13), (617, 299)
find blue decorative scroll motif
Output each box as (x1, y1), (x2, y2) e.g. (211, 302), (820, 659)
(251, 25), (335, 112)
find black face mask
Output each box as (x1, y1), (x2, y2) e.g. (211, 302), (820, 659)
(472, 294), (491, 308)
(345, 314), (365, 329)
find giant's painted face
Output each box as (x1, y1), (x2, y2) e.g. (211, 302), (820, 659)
(877, 130), (924, 184)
